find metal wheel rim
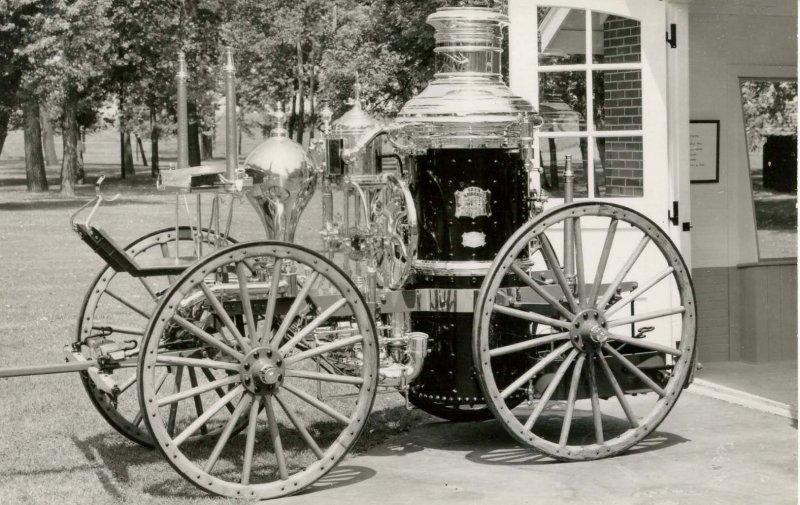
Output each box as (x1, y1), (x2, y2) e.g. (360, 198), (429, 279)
(138, 241), (379, 498)
(473, 202), (696, 460)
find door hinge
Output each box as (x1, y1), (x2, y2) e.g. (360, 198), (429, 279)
(682, 222), (692, 232)
(668, 201), (679, 226)
(666, 24), (677, 48)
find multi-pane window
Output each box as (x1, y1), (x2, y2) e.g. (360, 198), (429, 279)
(535, 8), (644, 198)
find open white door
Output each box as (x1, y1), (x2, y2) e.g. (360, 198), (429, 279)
(509, 0), (670, 227)
(508, 0), (680, 349)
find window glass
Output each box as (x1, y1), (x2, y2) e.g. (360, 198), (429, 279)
(537, 8), (586, 65)
(539, 137), (589, 198)
(595, 137), (644, 197)
(592, 13), (641, 64)
(594, 70), (642, 131)
(740, 80), (798, 259)
(539, 71), (587, 132)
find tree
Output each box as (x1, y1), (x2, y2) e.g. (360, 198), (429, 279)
(741, 80), (798, 151)
(10, 0), (114, 195)
(5, 0), (56, 192)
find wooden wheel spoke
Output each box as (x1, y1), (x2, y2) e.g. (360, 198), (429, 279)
(172, 315), (245, 361)
(156, 355), (241, 372)
(241, 395), (261, 485)
(285, 334), (363, 366)
(282, 383), (350, 425)
(118, 374), (137, 394)
(596, 351), (638, 428)
(138, 277), (157, 300)
(603, 344), (666, 397)
(501, 341), (573, 399)
(607, 306), (685, 328)
(265, 397), (289, 480)
(174, 385), (244, 447)
(235, 262), (258, 346)
(259, 259), (283, 346)
(167, 367), (184, 437)
(271, 271), (319, 348)
(509, 264), (575, 320)
(605, 267), (674, 317)
(285, 369), (364, 385)
(539, 234), (579, 313)
(279, 298), (349, 355)
(573, 218), (587, 307)
(200, 368), (237, 414)
(608, 333), (683, 357)
(104, 289), (152, 319)
(589, 218), (618, 306)
(489, 332), (570, 358)
(199, 283), (250, 352)
(597, 234), (651, 309)
(559, 354), (586, 447)
(524, 350), (578, 430)
(158, 374), (241, 407)
(275, 392), (324, 459)
(204, 394), (252, 473)
(493, 305), (573, 331)
(187, 368), (208, 435)
(585, 356), (604, 444)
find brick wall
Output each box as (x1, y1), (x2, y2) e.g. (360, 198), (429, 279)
(600, 16), (643, 197)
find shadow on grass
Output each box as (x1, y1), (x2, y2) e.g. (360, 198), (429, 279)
(51, 406), (423, 499)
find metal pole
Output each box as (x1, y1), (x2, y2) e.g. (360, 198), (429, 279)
(176, 52), (190, 169)
(564, 155), (575, 279)
(223, 47), (238, 182)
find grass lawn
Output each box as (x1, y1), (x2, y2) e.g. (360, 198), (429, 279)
(0, 131), (433, 503)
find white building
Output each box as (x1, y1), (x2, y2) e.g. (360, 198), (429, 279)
(508, 0), (797, 363)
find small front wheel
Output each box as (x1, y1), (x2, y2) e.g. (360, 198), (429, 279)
(138, 241), (379, 498)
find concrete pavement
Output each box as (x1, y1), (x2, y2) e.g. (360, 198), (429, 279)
(274, 392), (797, 505)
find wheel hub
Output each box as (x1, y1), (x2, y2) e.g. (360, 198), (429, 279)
(569, 309), (609, 353)
(241, 346), (284, 394)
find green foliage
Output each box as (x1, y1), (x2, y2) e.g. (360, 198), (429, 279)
(741, 80), (798, 151)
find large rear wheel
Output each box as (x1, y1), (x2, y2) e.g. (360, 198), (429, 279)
(474, 202), (696, 460)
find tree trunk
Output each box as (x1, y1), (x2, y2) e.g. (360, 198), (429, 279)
(22, 96), (48, 192)
(201, 130), (213, 160)
(288, 93), (297, 140)
(0, 107), (10, 159)
(308, 44), (317, 141)
(150, 109), (160, 178)
(77, 128), (85, 184)
(188, 101), (201, 167)
(120, 129), (135, 178)
(136, 134), (148, 166)
(40, 103), (58, 165)
(59, 85), (80, 196)
(296, 39), (305, 145)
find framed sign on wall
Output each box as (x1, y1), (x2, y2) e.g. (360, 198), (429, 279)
(689, 120), (720, 183)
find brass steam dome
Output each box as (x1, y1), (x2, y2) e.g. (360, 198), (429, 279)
(244, 111), (317, 242)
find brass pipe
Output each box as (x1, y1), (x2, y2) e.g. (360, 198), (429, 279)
(223, 47), (238, 181)
(176, 52), (189, 169)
